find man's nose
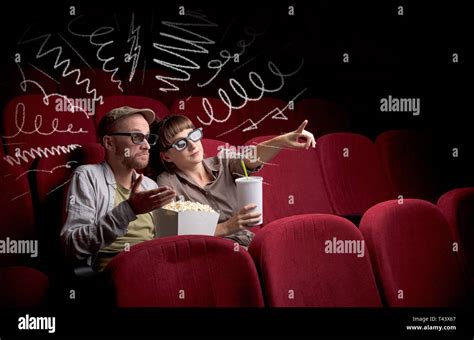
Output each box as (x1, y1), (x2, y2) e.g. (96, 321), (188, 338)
(141, 139), (150, 149)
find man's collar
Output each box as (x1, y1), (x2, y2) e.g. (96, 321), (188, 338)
(102, 161), (139, 186)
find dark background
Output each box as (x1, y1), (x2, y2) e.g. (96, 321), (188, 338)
(1, 0), (471, 187)
(0, 0), (470, 134)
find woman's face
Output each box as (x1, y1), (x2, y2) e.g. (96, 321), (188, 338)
(161, 128), (204, 170)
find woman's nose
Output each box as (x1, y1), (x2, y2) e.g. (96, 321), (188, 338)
(188, 139), (197, 150)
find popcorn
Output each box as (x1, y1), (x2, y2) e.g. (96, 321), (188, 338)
(162, 200), (216, 213)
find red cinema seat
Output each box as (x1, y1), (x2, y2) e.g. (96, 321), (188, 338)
(33, 143), (105, 266)
(170, 96), (246, 146)
(437, 187), (474, 288)
(0, 266), (49, 308)
(245, 135), (333, 225)
(0, 164), (49, 308)
(106, 235), (264, 307)
(201, 138), (228, 158)
(316, 133), (395, 217)
(2, 95), (97, 169)
(376, 130), (440, 202)
(0, 163), (36, 266)
(359, 199), (468, 307)
(35, 143), (104, 206)
(295, 98), (350, 137)
(94, 95), (169, 129)
(249, 214), (382, 307)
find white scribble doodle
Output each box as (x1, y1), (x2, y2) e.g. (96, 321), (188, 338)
(2, 102), (89, 140)
(220, 17), (235, 43)
(14, 65), (95, 122)
(124, 13), (141, 82)
(152, 10), (218, 92)
(232, 54), (260, 73)
(3, 144), (82, 166)
(197, 59), (304, 126)
(58, 34), (94, 70)
(68, 15), (123, 92)
(15, 161), (79, 180)
(18, 32), (104, 103)
(27, 63), (60, 84)
(216, 87), (307, 137)
(197, 49), (233, 88)
(197, 26), (264, 87)
(47, 177), (73, 196)
(10, 190), (31, 202)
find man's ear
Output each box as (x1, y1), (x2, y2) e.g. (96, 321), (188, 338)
(160, 151), (172, 162)
(103, 136), (114, 151)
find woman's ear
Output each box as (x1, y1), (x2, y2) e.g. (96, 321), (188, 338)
(160, 151), (172, 162)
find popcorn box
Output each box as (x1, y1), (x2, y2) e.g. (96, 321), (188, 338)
(155, 208), (220, 237)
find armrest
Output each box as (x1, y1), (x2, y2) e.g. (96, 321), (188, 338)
(73, 265), (100, 279)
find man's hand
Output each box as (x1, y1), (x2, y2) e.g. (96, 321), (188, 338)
(215, 204), (261, 236)
(128, 174), (176, 215)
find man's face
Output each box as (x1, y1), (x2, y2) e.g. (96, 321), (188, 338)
(106, 114), (151, 170)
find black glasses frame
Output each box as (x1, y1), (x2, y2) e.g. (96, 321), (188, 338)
(107, 132), (158, 145)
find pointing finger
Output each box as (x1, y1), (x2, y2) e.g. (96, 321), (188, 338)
(296, 120), (308, 133)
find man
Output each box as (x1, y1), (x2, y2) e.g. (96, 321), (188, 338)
(61, 106), (176, 271)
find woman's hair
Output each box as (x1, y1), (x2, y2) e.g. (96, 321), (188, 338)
(147, 114), (195, 178)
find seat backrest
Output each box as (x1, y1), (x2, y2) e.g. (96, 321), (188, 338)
(359, 199), (468, 307)
(106, 235), (264, 307)
(249, 214), (382, 307)
(34, 143), (105, 266)
(170, 96), (246, 146)
(0, 163), (36, 266)
(94, 95), (169, 129)
(201, 138), (228, 158)
(316, 132), (395, 216)
(35, 143), (105, 204)
(0, 266), (49, 308)
(0, 138), (4, 158)
(2, 95), (97, 169)
(437, 187), (474, 287)
(376, 129), (440, 202)
(245, 135), (333, 224)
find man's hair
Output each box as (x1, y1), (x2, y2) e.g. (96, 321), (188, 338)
(97, 106), (155, 145)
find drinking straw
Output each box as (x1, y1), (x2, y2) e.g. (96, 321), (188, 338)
(241, 159), (249, 177)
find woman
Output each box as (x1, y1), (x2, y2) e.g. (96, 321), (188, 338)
(149, 115), (316, 247)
